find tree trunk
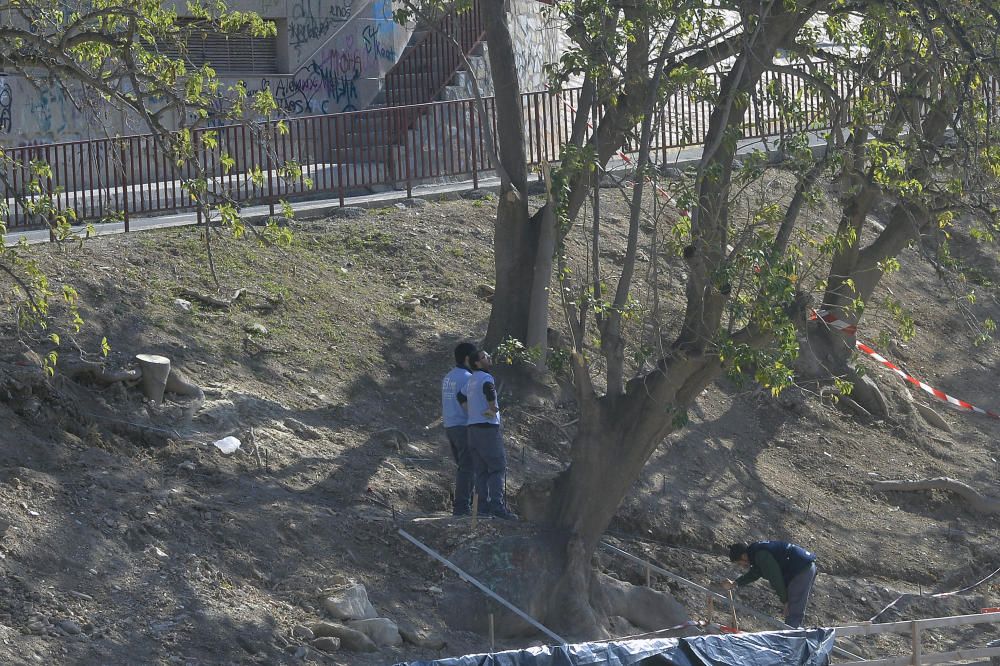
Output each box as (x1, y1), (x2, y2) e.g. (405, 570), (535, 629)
(525, 165), (557, 373)
(481, 0), (534, 350)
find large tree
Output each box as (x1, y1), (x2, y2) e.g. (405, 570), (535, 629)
(451, 0), (1000, 638)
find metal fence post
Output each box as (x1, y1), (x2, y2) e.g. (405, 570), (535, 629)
(266, 123), (276, 219)
(470, 99), (479, 189)
(118, 140), (130, 232)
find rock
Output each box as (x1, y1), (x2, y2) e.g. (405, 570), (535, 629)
(294, 645), (308, 659)
(915, 402), (953, 432)
(285, 418), (321, 441)
(292, 624), (314, 640)
(345, 618), (402, 647)
(329, 206), (367, 219)
(398, 621), (446, 649)
(474, 284), (495, 298)
(321, 583), (377, 620)
(245, 322), (268, 336)
(399, 297), (421, 312)
(56, 619), (81, 635)
(310, 622), (377, 652)
(461, 189), (492, 200)
(400, 198), (429, 209)
(311, 637), (340, 652)
(661, 166), (684, 180)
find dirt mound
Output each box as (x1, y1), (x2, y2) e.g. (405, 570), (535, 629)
(0, 186), (997, 663)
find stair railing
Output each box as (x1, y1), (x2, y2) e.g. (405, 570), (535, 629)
(383, 0), (484, 108)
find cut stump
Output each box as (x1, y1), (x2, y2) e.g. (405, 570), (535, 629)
(135, 354), (171, 404)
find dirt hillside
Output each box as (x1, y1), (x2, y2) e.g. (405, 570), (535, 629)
(0, 179), (998, 665)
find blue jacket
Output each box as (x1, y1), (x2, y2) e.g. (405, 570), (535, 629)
(736, 541), (816, 602)
(441, 366), (471, 428)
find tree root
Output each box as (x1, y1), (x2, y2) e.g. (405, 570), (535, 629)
(164, 366), (205, 422)
(590, 571), (691, 635)
(63, 362), (141, 385)
(873, 477), (1000, 515)
(178, 287), (282, 312)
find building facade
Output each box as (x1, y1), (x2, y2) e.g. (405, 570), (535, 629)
(0, 0), (563, 147)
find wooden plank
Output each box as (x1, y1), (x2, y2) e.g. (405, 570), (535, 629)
(835, 612), (1000, 637)
(845, 647), (1000, 666)
(917, 647), (1000, 665)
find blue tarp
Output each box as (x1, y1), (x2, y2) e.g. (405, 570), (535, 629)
(397, 629), (835, 666)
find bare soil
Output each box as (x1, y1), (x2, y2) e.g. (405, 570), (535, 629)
(0, 179), (998, 665)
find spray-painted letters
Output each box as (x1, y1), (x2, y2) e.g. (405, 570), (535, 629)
(0, 79), (12, 134)
(362, 23), (397, 63)
(289, 0), (354, 53)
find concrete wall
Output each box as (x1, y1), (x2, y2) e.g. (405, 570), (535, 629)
(0, 0), (565, 154)
(0, 0), (411, 146)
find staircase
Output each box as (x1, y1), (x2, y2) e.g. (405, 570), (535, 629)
(381, 0), (486, 109)
(349, 1), (486, 186)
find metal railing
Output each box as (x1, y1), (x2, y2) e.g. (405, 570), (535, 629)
(0, 61), (872, 230)
(383, 0), (484, 108)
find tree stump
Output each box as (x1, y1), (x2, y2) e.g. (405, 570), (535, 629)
(135, 354), (171, 404)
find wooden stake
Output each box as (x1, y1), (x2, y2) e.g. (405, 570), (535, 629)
(707, 594), (714, 625)
(489, 612), (495, 652)
(471, 493), (479, 529)
(645, 563), (651, 587)
(728, 589), (739, 631)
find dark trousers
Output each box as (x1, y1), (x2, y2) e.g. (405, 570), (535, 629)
(785, 563), (817, 627)
(467, 424), (507, 514)
(445, 425), (475, 515)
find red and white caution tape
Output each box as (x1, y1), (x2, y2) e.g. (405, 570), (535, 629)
(811, 308), (857, 335)
(810, 310), (1000, 420)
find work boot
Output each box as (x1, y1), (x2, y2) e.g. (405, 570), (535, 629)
(488, 508), (519, 521)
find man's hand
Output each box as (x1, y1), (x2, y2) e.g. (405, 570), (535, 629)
(483, 405), (498, 418)
(720, 579), (735, 591)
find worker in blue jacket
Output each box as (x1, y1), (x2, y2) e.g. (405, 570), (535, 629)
(721, 540), (818, 627)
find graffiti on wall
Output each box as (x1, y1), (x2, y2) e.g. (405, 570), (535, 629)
(0, 78), (11, 134)
(289, 0), (355, 54)
(362, 23), (397, 63)
(244, 44), (363, 115)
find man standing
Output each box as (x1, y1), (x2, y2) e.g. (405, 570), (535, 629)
(722, 540), (818, 627)
(442, 342), (477, 516)
(458, 350), (517, 520)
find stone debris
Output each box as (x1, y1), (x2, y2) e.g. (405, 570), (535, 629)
(311, 636), (340, 652)
(345, 617), (402, 647)
(322, 582), (377, 621)
(310, 621), (377, 652)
